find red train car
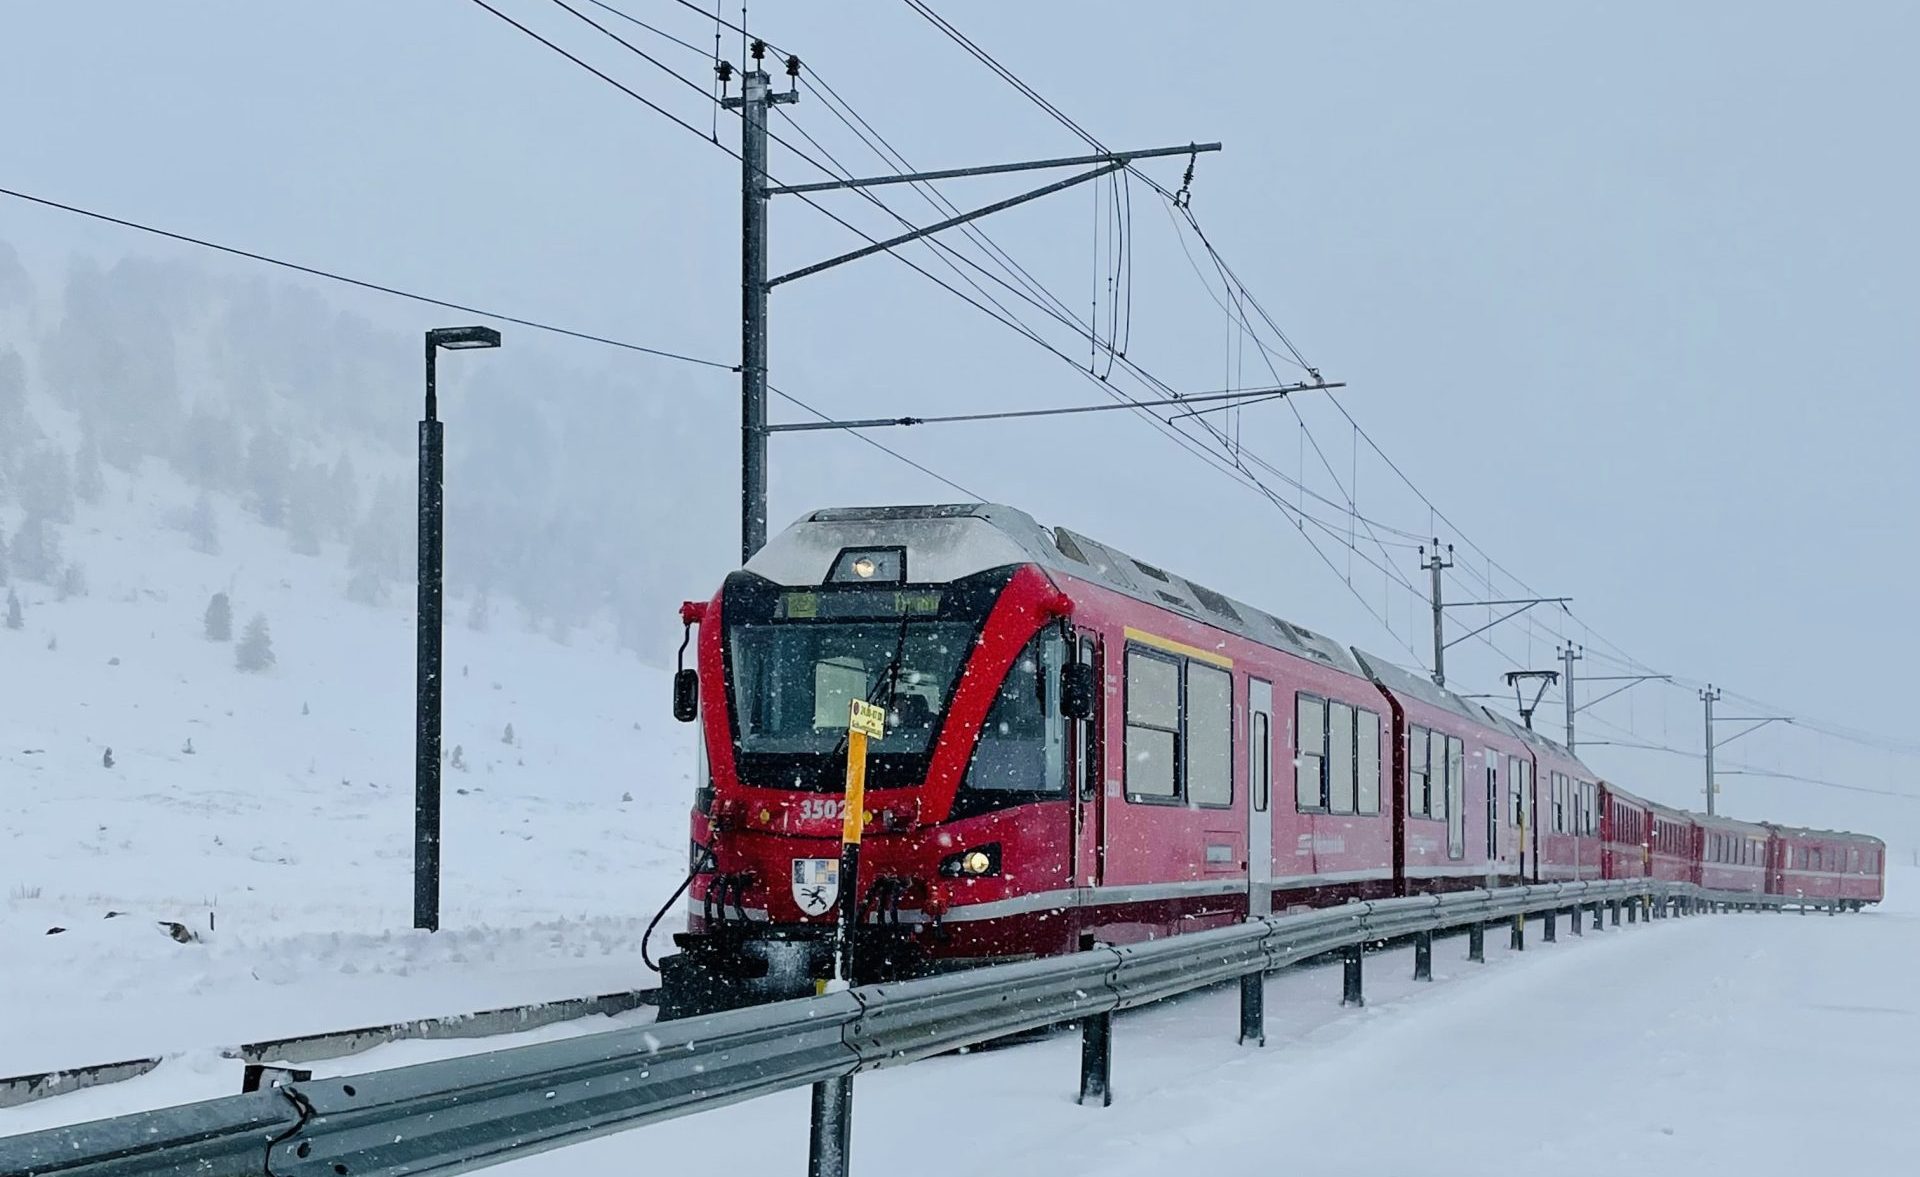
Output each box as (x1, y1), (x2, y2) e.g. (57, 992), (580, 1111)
(666, 504), (1408, 1011)
(657, 502), (1885, 1015)
(1529, 731), (1601, 882)
(1693, 813), (1769, 894)
(1597, 784), (1694, 882)
(1350, 654), (1527, 895)
(1768, 826), (1886, 909)
(1647, 801), (1696, 884)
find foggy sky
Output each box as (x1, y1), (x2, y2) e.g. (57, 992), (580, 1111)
(3, 1), (1914, 844)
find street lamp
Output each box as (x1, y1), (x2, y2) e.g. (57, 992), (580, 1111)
(415, 325), (501, 932)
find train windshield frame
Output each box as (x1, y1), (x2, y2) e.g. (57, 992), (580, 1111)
(718, 566), (1021, 792)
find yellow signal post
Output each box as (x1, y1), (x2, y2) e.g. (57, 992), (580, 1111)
(828, 699), (885, 991)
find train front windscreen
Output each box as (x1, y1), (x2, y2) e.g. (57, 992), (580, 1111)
(716, 567), (1019, 793)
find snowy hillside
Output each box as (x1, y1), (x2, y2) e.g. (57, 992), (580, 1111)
(0, 458), (699, 1075)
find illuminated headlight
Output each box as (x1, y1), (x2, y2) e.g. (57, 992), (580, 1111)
(828, 548), (905, 584)
(939, 843), (1002, 878)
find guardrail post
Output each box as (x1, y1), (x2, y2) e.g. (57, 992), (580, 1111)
(1413, 930), (1433, 981)
(1510, 913), (1525, 952)
(1239, 972), (1265, 1046)
(1078, 1011), (1113, 1107)
(1568, 905), (1582, 936)
(1610, 898), (1621, 926)
(1543, 908), (1557, 942)
(1341, 944), (1365, 1007)
(807, 1077), (854, 1177)
(1591, 902), (1603, 931)
(1468, 923), (1485, 962)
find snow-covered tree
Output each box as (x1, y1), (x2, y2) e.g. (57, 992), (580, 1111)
(187, 491), (220, 555)
(325, 453), (360, 541)
(466, 592), (489, 632)
(20, 447), (74, 523)
(204, 592), (232, 642)
(0, 347), (24, 439)
(287, 477), (322, 556)
(73, 436), (105, 505)
(346, 476), (409, 603)
(0, 526), (9, 584)
(235, 612), (275, 672)
(0, 241), (29, 309)
(245, 428), (291, 527)
(176, 407), (242, 490)
(58, 562), (87, 600)
(502, 722), (515, 746)
(11, 514), (60, 583)
(5, 587), (21, 630)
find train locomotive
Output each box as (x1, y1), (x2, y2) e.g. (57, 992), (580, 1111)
(655, 504), (1885, 1018)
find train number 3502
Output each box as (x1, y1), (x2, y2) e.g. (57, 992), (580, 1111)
(797, 798), (847, 822)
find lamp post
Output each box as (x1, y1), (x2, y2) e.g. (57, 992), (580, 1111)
(415, 325), (501, 932)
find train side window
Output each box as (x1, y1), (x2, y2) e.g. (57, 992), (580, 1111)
(1407, 726), (1431, 818)
(1328, 702), (1356, 815)
(1184, 662), (1233, 807)
(1550, 773), (1563, 833)
(1296, 694), (1328, 812)
(1124, 648), (1179, 801)
(1356, 708), (1381, 816)
(1507, 756), (1522, 825)
(1251, 711), (1270, 813)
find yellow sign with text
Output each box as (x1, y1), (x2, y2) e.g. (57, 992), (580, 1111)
(848, 699), (885, 739)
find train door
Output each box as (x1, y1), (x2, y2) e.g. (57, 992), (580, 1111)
(1072, 632), (1105, 890)
(1484, 751), (1499, 883)
(1446, 738), (1466, 860)
(1247, 680), (1275, 916)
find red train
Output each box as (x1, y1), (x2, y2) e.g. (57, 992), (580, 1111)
(659, 504), (1885, 1015)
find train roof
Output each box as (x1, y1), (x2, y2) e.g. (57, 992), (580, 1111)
(1687, 811), (1770, 834)
(770, 503), (1367, 676)
(1350, 649), (1499, 730)
(1764, 823), (1884, 845)
(1351, 648), (1596, 768)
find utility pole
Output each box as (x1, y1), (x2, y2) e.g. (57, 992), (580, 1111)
(1700, 685), (1721, 816)
(1419, 539), (1453, 687)
(724, 50), (796, 564)
(1703, 692), (1791, 819)
(1560, 643), (1584, 753)
(721, 41), (1217, 563)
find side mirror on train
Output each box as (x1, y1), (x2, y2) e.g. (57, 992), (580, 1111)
(672, 669), (699, 723)
(1060, 661), (1095, 721)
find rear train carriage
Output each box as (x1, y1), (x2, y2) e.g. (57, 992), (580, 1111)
(1768, 826), (1885, 908)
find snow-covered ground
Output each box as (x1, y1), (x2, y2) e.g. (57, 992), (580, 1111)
(482, 868), (1911, 1177)
(1, 462), (697, 1078)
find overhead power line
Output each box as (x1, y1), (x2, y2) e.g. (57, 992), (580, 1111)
(0, 184), (734, 370)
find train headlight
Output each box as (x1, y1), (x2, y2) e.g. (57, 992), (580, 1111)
(852, 556), (877, 579)
(939, 843), (1002, 878)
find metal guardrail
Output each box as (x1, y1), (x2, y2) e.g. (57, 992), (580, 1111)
(0, 989), (658, 1113)
(2, 879), (1841, 1177)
